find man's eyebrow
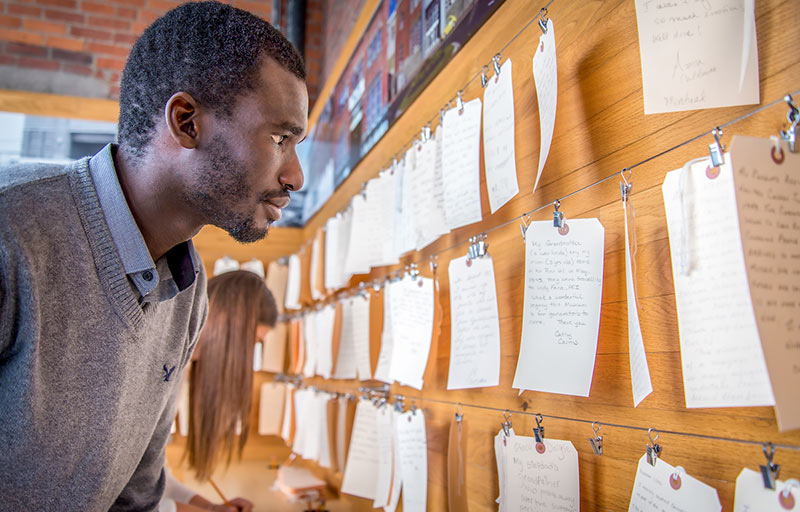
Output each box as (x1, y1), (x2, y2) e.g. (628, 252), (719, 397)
(276, 121), (305, 136)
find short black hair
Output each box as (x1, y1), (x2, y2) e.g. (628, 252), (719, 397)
(118, 1), (305, 156)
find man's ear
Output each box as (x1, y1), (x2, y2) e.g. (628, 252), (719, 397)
(164, 92), (200, 149)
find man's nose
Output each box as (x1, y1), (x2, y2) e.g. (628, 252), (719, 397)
(279, 150), (304, 192)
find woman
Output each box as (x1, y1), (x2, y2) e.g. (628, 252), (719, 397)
(162, 269), (278, 512)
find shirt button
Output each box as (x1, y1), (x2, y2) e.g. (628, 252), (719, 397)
(142, 270), (154, 282)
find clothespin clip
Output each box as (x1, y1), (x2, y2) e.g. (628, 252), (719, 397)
(760, 442), (781, 490)
(394, 395), (406, 412)
(492, 53), (502, 81)
(646, 428), (662, 466)
(455, 404), (463, 423)
(533, 414), (546, 453)
(620, 168), (632, 203)
(520, 214), (532, 243)
(481, 65), (489, 88)
(429, 255), (439, 274)
(779, 479), (799, 509)
(538, 7), (549, 34)
(456, 91), (465, 115)
(707, 126), (725, 178)
(409, 400), (418, 420)
(589, 421), (603, 455)
(361, 182), (368, 199)
(780, 94), (799, 153)
(553, 200), (569, 235)
(501, 410), (512, 439)
(670, 466), (685, 490)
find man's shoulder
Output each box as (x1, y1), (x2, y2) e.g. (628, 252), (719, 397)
(0, 160), (86, 199)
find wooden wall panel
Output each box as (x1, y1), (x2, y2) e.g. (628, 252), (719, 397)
(284, 0), (800, 511)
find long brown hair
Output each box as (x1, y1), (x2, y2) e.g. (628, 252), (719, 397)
(187, 270), (278, 480)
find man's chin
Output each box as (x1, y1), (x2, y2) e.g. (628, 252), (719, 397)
(225, 220), (269, 244)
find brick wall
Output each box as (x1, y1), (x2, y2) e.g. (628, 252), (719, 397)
(0, 0), (271, 100)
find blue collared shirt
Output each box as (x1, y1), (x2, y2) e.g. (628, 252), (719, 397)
(88, 144), (199, 303)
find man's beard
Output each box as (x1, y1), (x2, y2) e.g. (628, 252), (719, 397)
(185, 136), (269, 243)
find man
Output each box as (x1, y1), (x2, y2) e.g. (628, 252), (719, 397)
(0, 2), (307, 510)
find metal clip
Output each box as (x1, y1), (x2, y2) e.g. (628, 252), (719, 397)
(440, 107), (447, 126)
(780, 94), (799, 153)
(708, 126), (725, 169)
(429, 255), (439, 274)
(760, 442), (781, 490)
(553, 200), (568, 235)
(456, 91), (465, 114)
(361, 182), (368, 199)
(406, 262), (420, 280)
(538, 7), (549, 33)
(589, 421), (603, 455)
(533, 414), (546, 453)
(394, 395), (405, 412)
(520, 214), (532, 242)
(501, 410), (512, 438)
(467, 233), (488, 263)
(481, 65), (489, 88)
(620, 169), (632, 203)
(646, 428), (662, 466)
(492, 53), (502, 80)
(422, 123), (431, 143)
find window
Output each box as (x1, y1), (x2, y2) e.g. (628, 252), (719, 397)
(365, 75), (382, 132)
(366, 28), (382, 68)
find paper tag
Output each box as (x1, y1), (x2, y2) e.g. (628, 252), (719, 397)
(735, 468), (799, 511)
(503, 435), (580, 511)
(629, 455), (721, 511)
(483, 58), (519, 213)
(532, 18), (558, 193)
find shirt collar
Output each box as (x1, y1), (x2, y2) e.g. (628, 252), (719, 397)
(89, 143), (199, 301)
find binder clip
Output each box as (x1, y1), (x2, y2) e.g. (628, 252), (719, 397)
(492, 53), (502, 81)
(780, 94), (799, 153)
(669, 466), (685, 490)
(779, 479), (799, 509)
(589, 421), (603, 456)
(707, 127), (725, 178)
(520, 214), (531, 243)
(538, 7), (549, 33)
(646, 428), (662, 466)
(481, 65), (489, 88)
(553, 200), (569, 235)
(456, 91), (465, 115)
(533, 414), (546, 453)
(760, 442), (781, 490)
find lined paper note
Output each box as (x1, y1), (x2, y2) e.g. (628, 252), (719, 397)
(388, 277), (435, 390)
(662, 155), (774, 407)
(374, 285), (394, 384)
(532, 19), (557, 193)
(258, 382), (285, 436)
(624, 199), (653, 407)
(513, 219), (605, 397)
(374, 172), (400, 266)
(373, 406), (394, 508)
(285, 254), (302, 310)
(731, 136), (800, 430)
(442, 98), (483, 230)
(396, 411), (427, 512)
(503, 435), (579, 512)
(447, 254), (501, 389)
(629, 455), (721, 511)
(351, 296), (373, 380)
(341, 400), (380, 499)
(333, 304), (358, 380)
(483, 58), (519, 213)
(395, 151), (418, 258)
(414, 128), (450, 249)
(634, 0), (759, 114)
(734, 468), (799, 511)
(344, 194), (375, 276)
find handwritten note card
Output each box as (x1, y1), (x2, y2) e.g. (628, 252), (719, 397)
(532, 18), (557, 193)
(388, 277), (435, 390)
(483, 58), (519, 213)
(503, 435), (580, 512)
(662, 155), (774, 408)
(395, 150), (419, 258)
(734, 467), (800, 511)
(341, 400), (380, 499)
(335, 295), (371, 380)
(624, 199), (653, 407)
(412, 131), (450, 250)
(395, 410), (428, 512)
(447, 254), (501, 389)
(513, 219), (605, 397)
(258, 382), (285, 436)
(494, 427), (515, 511)
(629, 455), (721, 512)
(280, 384), (294, 443)
(374, 284), (394, 384)
(442, 98), (483, 230)
(385, 409), (404, 512)
(634, 0), (759, 114)
(731, 135), (800, 430)
(373, 405), (394, 508)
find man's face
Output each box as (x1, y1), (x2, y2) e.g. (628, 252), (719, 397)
(184, 57), (308, 243)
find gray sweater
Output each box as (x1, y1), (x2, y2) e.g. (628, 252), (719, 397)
(0, 158), (208, 510)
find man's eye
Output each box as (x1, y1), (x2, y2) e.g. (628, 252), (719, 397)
(271, 134), (288, 145)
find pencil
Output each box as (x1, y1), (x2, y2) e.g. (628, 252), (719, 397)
(208, 477), (232, 507)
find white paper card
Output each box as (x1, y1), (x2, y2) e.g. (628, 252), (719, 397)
(373, 406), (394, 507)
(341, 400), (380, 499)
(384, 409), (403, 512)
(734, 468), (799, 512)
(634, 0), (759, 114)
(258, 381), (285, 436)
(532, 18), (557, 193)
(503, 435), (579, 512)
(483, 58), (519, 213)
(280, 384), (294, 443)
(395, 410), (427, 512)
(442, 98), (483, 230)
(284, 254), (301, 310)
(447, 254), (501, 389)
(629, 455), (721, 511)
(395, 151), (418, 258)
(493, 427), (515, 510)
(334, 296), (371, 380)
(388, 277), (435, 390)
(374, 284), (394, 384)
(414, 128), (450, 249)
(513, 218), (605, 397)
(662, 156), (774, 407)
(624, 199), (653, 407)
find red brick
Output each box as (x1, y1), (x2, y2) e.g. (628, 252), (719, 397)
(0, 54), (17, 65)
(136, 9), (160, 25)
(6, 41), (47, 56)
(112, 0), (146, 7)
(113, 32), (138, 45)
(33, 0), (77, 8)
(8, 5), (43, 16)
(96, 56), (125, 72)
(145, 0), (180, 13)
(23, 18), (65, 34)
(2, 15), (24, 29)
(51, 47), (92, 64)
(70, 26), (112, 41)
(63, 63), (93, 75)
(0, 28), (45, 45)
(44, 8), (84, 23)
(18, 56), (60, 70)
(46, 35), (84, 51)
(81, 1), (115, 15)
(88, 16), (130, 30)
(87, 42), (129, 57)
(117, 7), (137, 19)
(130, 20), (150, 33)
